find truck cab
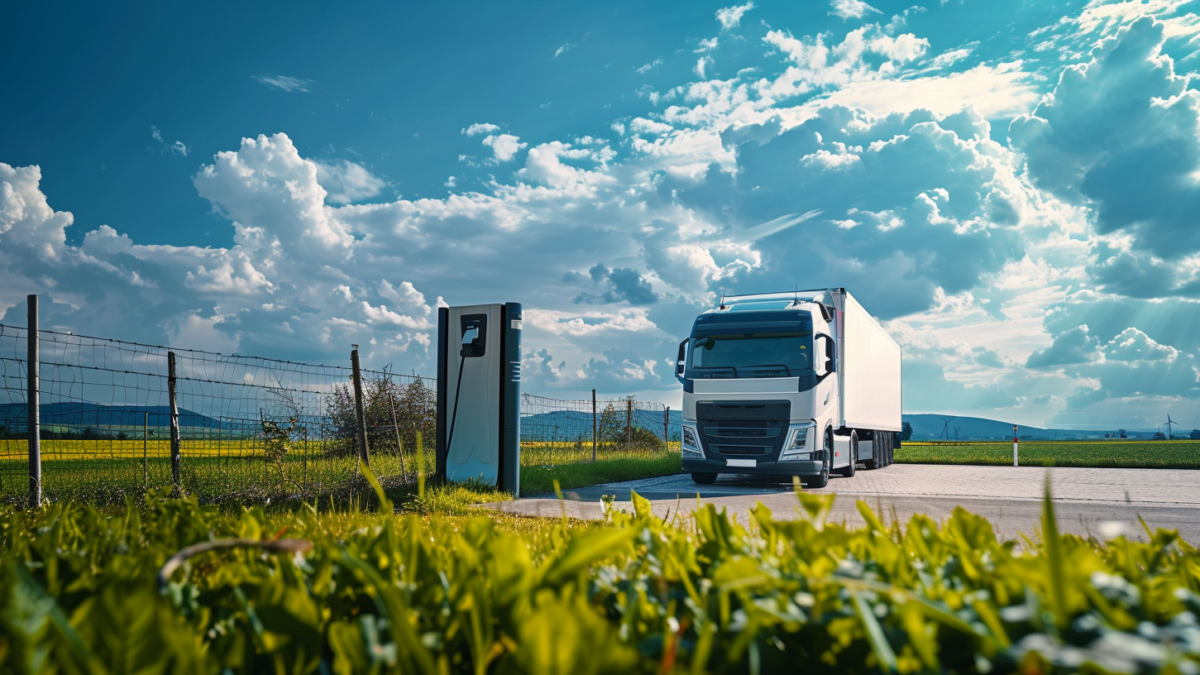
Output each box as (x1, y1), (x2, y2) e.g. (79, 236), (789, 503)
(675, 289), (900, 488)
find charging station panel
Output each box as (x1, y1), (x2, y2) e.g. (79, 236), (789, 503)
(435, 303), (521, 494)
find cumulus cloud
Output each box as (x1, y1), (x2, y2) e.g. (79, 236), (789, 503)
(574, 264), (658, 306)
(315, 160), (386, 204)
(462, 123), (500, 136)
(481, 133), (528, 163)
(830, 0), (881, 20)
(1012, 18), (1200, 262)
(716, 2), (755, 30)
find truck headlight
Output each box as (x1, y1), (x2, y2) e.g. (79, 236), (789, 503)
(681, 425), (703, 457)
(779, 424), (816, 461)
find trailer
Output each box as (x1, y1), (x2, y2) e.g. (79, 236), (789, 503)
(674, 288), (902, 487)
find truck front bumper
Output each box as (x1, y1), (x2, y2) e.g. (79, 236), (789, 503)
(682, 455), (823, 477)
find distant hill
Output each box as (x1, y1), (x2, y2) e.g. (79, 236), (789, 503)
(519, 408), (1160, 441)
(903, 414), (1155, 441)
(0, 403), (221, 430)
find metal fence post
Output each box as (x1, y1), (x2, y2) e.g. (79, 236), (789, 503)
(664, 406), (670, 451)
(168, 351), (181, 494)
(351, 345), (370, 467)
(626, 397), (633, 449)
(591, 389), (597, 463)
(27, 294), (40, 507)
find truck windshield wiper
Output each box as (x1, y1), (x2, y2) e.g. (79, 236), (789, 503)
(751, 364), (793, 375)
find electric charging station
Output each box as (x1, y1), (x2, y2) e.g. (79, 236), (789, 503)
(435, 303), (522, 495)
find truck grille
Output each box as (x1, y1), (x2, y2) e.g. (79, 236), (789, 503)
(695, 401), (790, 462)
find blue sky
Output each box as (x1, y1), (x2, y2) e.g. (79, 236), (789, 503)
(4, 0), (1200, 429)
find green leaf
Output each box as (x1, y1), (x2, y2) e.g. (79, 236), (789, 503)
(854, 591), (898, 672)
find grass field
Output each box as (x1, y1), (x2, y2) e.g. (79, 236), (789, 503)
(0, 436), (683, 504)
(521, 453), (681, 495)
(897, 439), (1200, 469)
(2, 481), (1197, 673)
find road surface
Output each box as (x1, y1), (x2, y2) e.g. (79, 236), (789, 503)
(492, 464), (1200, 543)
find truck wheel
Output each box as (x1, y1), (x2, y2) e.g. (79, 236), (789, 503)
(837, 431), (857, 477)
(691, 472), (718, 485)
(806, 428), (832, 488)
(864, 430), (879, 470)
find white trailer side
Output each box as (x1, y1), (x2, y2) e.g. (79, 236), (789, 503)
(840, 292), (902, 432)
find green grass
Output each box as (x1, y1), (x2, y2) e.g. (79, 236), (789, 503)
(1, 486), (1197, 673)
(520, 452), (682, 495)
(897, 439), (1200, 469)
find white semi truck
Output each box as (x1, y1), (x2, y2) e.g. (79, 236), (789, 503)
(675, 289), (901, 487)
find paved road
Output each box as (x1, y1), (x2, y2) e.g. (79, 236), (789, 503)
(493, 464), (1200, 543)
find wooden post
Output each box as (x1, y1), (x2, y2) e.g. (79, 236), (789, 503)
(351, 345), (370, 467)
(664, 406), (670, 451)
(591, 389), (597, 463)
(27, 294), (40, 507)
(168, 351), (181, 494)
(143, 412), (148, 488)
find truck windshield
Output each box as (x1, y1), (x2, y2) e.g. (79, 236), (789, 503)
(688, 331), (813, 376)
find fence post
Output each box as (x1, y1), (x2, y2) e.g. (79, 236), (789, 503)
(27, 294), (40, 507)
(168, 351), (181, 494)
(591, 389), (597, 463)
(664, 406), (670, 451)
(626, 397), (633, 449)
(1013, 425), (1018, 467)
(351, 345), (370, 467)
(143, 412), (148, 488)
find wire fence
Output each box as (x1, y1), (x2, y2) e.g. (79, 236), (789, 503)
(0, 322), (431, 505)
(520, 393), (680, 466)
(0, 318), (681, 505)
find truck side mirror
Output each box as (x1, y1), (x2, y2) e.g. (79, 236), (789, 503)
(675, 338), (688, 382)
(815, 335), (834, 378)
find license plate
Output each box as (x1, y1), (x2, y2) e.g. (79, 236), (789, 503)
(726, 459), (756, 468)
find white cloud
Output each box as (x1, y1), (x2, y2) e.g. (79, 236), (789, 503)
(315, 160), (385, 204)
(151, 126), (190, 156)
(481, 133), (528, 163)
(553, 43), (574, 59)
(716, 2), (755, 30)
(252, 74), (313, 92)
(696, 37), (719, 53)
(931, 46), (974, 68)
(820, 63), (1038, 118)
(636, 58), (663, 74)
(462, 123), (500, 136)
(830, 0), (881, 20)
(695, 56), (713, 79)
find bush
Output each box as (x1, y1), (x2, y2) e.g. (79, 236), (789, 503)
(324, 376), (436, 457)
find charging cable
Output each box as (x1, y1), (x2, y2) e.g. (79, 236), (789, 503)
(445, 353), (467, 458)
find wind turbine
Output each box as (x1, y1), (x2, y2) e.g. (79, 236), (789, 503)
(1165, 414), (1177, 440)
(939, 416), (954, 440)
(953, 426), (961, 440)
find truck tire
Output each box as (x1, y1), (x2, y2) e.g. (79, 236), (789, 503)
(691, 472), (718, 485)
(836, 431), (857, 477)
(863, 430), (879, 470)
(806, 428), (832, 488)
